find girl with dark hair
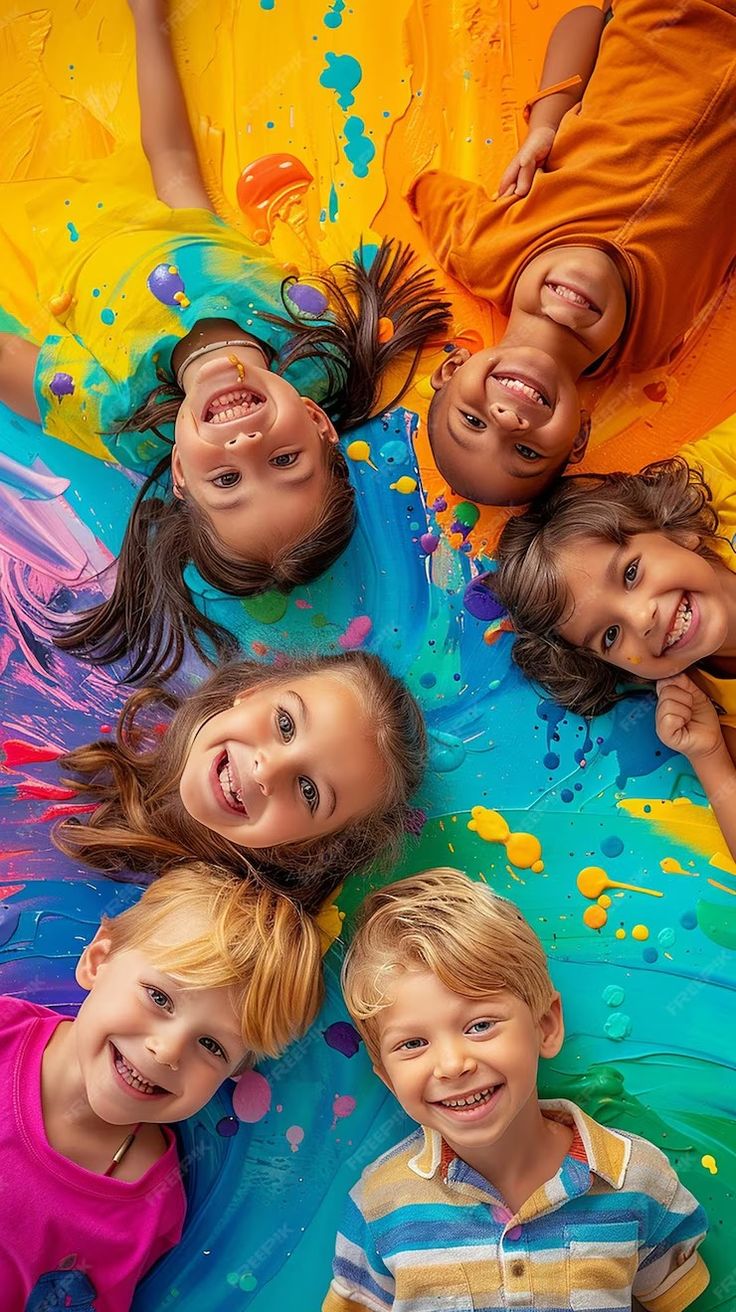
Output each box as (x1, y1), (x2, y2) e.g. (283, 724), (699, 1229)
(492, 419), (736, 864)
(0, 0), (450, 682)
(54, 650), (428, 914)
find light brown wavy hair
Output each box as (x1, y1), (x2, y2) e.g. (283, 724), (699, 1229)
(100, 863), (323, 1062)
(493, 458), (721, 717)
(342, 868), (555, 1065)
(54, 651), (427, 913)
(54, 240), (452, 682)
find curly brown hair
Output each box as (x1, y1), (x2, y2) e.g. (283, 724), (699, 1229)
(54, 651), (427, 913)
(492, 458), (722, 717)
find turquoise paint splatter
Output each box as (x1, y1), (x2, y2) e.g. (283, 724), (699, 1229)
(343, 117), (375, 178)
(320, 52), (362, 111)
(602, 985), (625, 1008)
(328, 184), (339, 223)
(100, 308), (116, 326)
(260, 0), (275, 8)
(324, 0), (345, 27)
(66, 222), (79, 243)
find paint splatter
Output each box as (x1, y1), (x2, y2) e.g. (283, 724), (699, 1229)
(286, 284), (329, 316)
(243, 591), (288, 624)
(343, 116), (375, 178)
(49, 372), (75, 400)
(232, 1071), (272, 1123)
(389, 476), (417, 494)
(324, 1021), (361, 1057)
(632, 924), (650, 941)
(467, 807), (543, 871)
(420, 533), (439, 554)
(324, 0), (345, 26)
(286, 1125), (304, 1152)
(338, 615), (372, 649)
(66, 222), (79, 242)
(584, 905), (607, 930)
(604, 1012), (632, 1041)
(701, 1154), (718, 1175)
(346, 439), (377, 469)
(320, 52), (362, 111)
(577, 866), (662, 900)
(602, 985), (625, 1007)
(332, 1094), (356, 1127)
(147, 263), (189, 308)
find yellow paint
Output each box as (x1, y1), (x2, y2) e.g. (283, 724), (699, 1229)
(390, 476), (418, 494)
(598, 894), (612, 908)
(228, 353), (246, 381)
(583, 905), (607, 930)
(615, 928), (627, 939)
(632, 924), (650, 941)
(468, 807), (509, 843)
(701, 1154), (718, 1175)
(619, 799), (736, 874)
(707, 878), (736, 896)
(576, 866), (662, 900)
(531, 859), (544, 874)
(468, 807), (544, 871)
(48, 290), (74, 316)
(506, 832), (542, 869)
(660, 856), (698, 876)
(316, 897), (344, 952)
(346, 439), (378, 470)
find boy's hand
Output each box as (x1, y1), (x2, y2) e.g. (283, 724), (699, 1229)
(655, 675), (724, 763)
(496, 125), (556, 199)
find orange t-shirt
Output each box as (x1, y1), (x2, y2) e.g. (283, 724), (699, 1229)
(410, 0), (736, 378)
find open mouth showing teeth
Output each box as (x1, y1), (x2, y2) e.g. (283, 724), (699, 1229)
(663, 595), (693, 651)
(216, 750), (247, 814)
(113, 1045), (166, 1096)
(439, 1085), (499, 1109)
(545, 281), (600, 314)
(203, 388), (266, 425)
(493, 375), (549, 407)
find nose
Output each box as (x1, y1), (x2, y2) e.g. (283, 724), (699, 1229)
(433, 1038), (476, 1082)
(224, 428), (264, 448)
(146, 1029), (183, 1071)
(489, 401), (529, 433)
(627, 592), (657, 641)
(252, 748), (284, 796)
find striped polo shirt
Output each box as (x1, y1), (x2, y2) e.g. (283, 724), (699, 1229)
(324, 1099), (708, 1312)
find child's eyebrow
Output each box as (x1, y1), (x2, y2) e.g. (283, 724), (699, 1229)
(580, 545), (626, 648)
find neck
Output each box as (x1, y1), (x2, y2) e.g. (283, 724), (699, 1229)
(447, 1097), (572, 1214)
(41, 1020), (138, 1154)
(501, 310), (596, 382)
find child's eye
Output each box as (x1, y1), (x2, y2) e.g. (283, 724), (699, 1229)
(461, 412), (486, 430)
(602, 624), (620, 652)
(299, 776), (319, 812)
(514, 443), (542, 462)
(467, 1019), (495, 1035)
(199, 1036), (227, 1061)
(212, 471), (241, 488)
(270, 452), (299, 468)
(276, 708), (295, 741)
(146, 986), (172, 1011)
(624, 559), (639, 584)
(398, 1037), (426, 1051)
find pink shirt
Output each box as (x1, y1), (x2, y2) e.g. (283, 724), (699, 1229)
(0, 995), (186, 1311)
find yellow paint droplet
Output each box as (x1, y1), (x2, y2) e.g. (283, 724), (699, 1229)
(227, 353), (246, 380)
(598, 894), (612, 908)
(316, 898), (343, 952)
(390, 476), (418, 494)
(577, 865), (662, 900)
(467, 806), (510, 843)
(584, 905), (608, 930)
(48, 290), (74, 316)
(174, 292), (191, 308)
(168, 265), (179, 275)
(632, 924), (649, 941)
(531, 860), (544, 874)
(615, 928), (626, 939)
(377, 315), (395, 342)
(506, 832), (542, 870)
(346, 439), (378, 470)
(701, 1153), (718, 1175)
(628, 655), (642, 665)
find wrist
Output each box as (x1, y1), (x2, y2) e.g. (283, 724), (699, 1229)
(527, 93), (576, 136)
(690, 737), (732, 781)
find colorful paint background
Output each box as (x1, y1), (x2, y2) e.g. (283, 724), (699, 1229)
(1, 2), (736, 1308)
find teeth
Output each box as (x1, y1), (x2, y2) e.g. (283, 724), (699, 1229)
(549, 282), (591, 308)
(440, 1086), (495, 1108)
(217, 754), (246, 812)
(205, 389), (263, 424)
(114, 1049), (159, 1095)
(664, 597), (692, 649)
(494, 376), (546, 406)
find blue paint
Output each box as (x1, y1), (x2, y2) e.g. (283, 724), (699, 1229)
(543, 752), (559, 770)
(328, 184), (339, 223)
(66, 222), (79, 242)
(561, 789), (574, 803)
(537, 698), (566, 752)
(601, 835), (624, 858)
(419, 673), (436, 689)
(324, 0), (345, 26)
(260, 0), (275, 8)
(92, 288), (100, 298)
(428, 730), (466, 773)
(600, 693), (673, 787)
(379, 439), (409, 465)
(320, 52), (362, 110)
(100, 308), (116, 326)
(643, 947), (658, 963)
(343, 116), (375, 178)
(681, 910), (698, 930)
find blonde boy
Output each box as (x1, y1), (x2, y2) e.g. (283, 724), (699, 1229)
(324, 869), (708, 1312)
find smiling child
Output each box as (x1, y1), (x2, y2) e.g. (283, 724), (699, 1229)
(409, 0), (736, 505)
(324, 869), (708, 1312)
(0, 863), (323, 1310)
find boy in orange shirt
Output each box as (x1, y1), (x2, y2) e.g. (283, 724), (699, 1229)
(411, 0), (736, 506)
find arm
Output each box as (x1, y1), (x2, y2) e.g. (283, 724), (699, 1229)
(0, 333), (41, 423)
(127, 0), (214, 211)
(498, 4), (606, 198)
(656, 674), (736, 864)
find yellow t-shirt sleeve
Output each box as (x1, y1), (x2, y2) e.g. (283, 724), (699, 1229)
(638, 1251), (709, 1312)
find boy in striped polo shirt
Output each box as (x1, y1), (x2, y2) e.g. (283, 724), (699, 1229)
(324, 869), (708, 1312)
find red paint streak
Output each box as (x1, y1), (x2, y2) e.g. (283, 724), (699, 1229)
(0, 884), (25, 900)
(17, 781), (77, 801)
(1, 739), (64, 769)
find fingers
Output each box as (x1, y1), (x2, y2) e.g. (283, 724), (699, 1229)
(656, 672), (698, 696)
(656, 683), (694, 713)
(496, 160), (521, 199)
(513, 159), (536, 198)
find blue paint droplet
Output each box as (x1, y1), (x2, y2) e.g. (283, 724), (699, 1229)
(658, 927), (675, 948)
(464, 576), (504, 622)
(320, 51), (362, 111)
(287, 284), (329, 316)
(343, 115), (375, 178)
(383, 110), (391, 117)
(260, 0), (275, 9)
(601, 836), (624, 858)
(380, 439), (409, 465)
(324, 1020), (361, 1056)
(92, 288), (100, 298)
(100, 308), (116, 326)
(680, 910), (697, 930)
(323, 0), (345, 25)
(266, 121), (275, 129)
(328, 183), (339, 223)
(429, 730), (466, 773)
(543, 753), (559, 770)
(419, 673), (436, 689)
(561, 789), (574, 803)
(643, 947), (658, 963)
(66, 222), (79, 242)
(643, 804), (652, 813)
(574, 782), (582, 791)
(216, 1116), (239, 1137)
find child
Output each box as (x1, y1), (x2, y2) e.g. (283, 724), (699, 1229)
(325, 868), (709, 1312)
(54, 651), (427, 912)
(0, 861), (323, 1310)
(409, 0), (736, 506)
(0, 0), (450, 682)
(493, 418), (736, 863)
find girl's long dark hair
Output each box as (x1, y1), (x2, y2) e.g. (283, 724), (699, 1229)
(54, 239), (451, 682)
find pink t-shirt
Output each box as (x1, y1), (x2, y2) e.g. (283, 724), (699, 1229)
(0, 995), (186, 1311)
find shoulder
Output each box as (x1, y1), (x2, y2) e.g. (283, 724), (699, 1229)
(0, 993), (57, 1034)
(351, 1127), (426, 1215)
(612, 1127), (686, 1206)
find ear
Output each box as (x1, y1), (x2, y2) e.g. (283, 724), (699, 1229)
(430, 347), (471, 393)
(567, 410), (591, 466)
(170, 447), (186, 499)
(75, 929), (114, 992)
(538, 993), (565, 1060)
(300, 397), (339, 445)
(372, 1062), (396, 1096)
(677, 529), (701, 551)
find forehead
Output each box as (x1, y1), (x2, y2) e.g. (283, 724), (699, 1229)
(377, 969), (513, 1023)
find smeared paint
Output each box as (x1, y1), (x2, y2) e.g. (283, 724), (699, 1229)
(338, 615), (372, 649)
(232, 1071), (272, 1123)
(324, 1022), (361, 1057)
(346, 439), (377, 469)
(0, 739), (64, 768)
(320, 52), (362, 111)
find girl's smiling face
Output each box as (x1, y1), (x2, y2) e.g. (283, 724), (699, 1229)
(556, 531), (730, 678)
(172, 350), (338, 559)
(178, 671), (385, 849)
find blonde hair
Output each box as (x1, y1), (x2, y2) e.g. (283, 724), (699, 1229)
(342, 868), (555, 1064)
(102, 863), (323, 1061)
